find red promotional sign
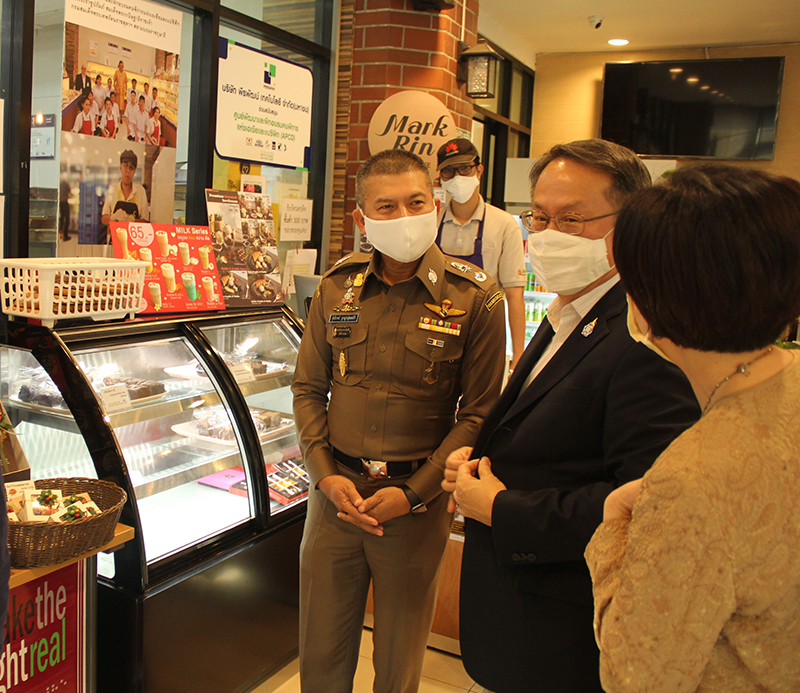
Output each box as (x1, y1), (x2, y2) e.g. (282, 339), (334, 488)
(3, 563), (86, 692)
(110, 222), (226, 314)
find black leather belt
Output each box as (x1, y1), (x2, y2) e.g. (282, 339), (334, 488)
(332, 448), (423, 479)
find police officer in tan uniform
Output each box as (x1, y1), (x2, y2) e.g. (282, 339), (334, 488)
(292, 149), (506, 693)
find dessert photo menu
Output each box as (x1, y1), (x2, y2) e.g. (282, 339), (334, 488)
(204, 189), (284, 307)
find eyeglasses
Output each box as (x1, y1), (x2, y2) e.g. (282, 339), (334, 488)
(521, 210), (618, 235)
(439, 163), (477, 181)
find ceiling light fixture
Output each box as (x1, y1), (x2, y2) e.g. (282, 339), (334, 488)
(669, 68), (683, 73)
(608, 39), (629, 46)
(686, 77), (700, 83)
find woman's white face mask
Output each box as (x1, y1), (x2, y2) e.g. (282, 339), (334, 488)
(626, 295), (674, 364)
(361, 208), (438, 264)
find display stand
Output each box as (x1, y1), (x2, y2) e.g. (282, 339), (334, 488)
(7, 524), (134, 693)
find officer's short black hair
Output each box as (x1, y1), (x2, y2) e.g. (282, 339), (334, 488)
(355, 149), (433, 209)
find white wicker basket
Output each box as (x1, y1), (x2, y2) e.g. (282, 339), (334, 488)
(0, 258), (148, 327)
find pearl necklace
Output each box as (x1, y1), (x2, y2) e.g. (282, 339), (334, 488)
(702, 346), (773, 414)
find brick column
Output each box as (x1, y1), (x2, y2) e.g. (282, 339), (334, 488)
(327, 0), (479, 267)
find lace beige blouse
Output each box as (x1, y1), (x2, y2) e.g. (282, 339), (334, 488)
(586, 352), (800, 692)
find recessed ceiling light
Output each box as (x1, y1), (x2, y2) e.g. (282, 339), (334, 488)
(669, 68), (684, 73)
(608, 39), (629, 46)
(700, 85), (710, 90)
(686, 76), (700, 83)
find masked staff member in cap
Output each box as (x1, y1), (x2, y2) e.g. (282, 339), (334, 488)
(292, 148), (506, 693)
(435, 138), (527, 369)
(101, 149), (149, 228)
(443, 139), (700, 693)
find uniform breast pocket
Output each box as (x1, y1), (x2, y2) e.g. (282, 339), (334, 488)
(400, 330), (465, 399)
(326, 324), (369, 386)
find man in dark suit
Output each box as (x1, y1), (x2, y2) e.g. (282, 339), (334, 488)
(74, 64), (91, 95)
(443, 139), (701, 693)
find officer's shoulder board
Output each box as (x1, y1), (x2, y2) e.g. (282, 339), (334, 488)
(321, 252), (371, 279)
(443, 259), (489, 287)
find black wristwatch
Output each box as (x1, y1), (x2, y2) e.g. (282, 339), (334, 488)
(400, 485), (427, 515)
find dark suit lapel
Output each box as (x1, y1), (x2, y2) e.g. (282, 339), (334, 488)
(498, 283), (627, 427)
(473, 319), (554, 455)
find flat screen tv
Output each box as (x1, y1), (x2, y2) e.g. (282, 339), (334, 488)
(600, 57), (784, 160)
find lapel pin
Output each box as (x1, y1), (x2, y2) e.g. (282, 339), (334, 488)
(581, 318), (598, 337)
(428, 268), (438, 285)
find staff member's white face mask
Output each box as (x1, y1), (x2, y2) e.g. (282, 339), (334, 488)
(441, 175), (479, 204)
(362, 208), (437, 264)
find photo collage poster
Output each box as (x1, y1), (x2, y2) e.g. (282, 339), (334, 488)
(60, 0), (182, 246)
(205, 190), (284, 307)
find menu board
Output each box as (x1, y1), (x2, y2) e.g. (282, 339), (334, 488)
(205, 189), (284, 307)
(110, 222), (225, 314)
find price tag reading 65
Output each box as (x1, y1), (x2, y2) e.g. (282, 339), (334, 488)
(128, 223), (155, 247)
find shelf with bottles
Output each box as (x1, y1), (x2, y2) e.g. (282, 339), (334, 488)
(151, 77), (179, 123)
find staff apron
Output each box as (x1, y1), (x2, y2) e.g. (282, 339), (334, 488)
(435, 208), (486, 269)
(79, 112), (93, 135)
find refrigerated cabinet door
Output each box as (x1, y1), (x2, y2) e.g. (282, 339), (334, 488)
(1, 346), (98, 479)
(197, 316), (307, 515)
(69, 336), (257, 564)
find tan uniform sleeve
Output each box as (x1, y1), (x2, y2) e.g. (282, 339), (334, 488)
(585, 461), (736, 693)
(406, 283), (506, 503)
(291, 279), (338, 488)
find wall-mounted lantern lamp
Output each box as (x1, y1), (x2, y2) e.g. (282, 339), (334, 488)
(458, 40), (503, 99)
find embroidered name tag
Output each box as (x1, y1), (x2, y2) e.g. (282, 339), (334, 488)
(329, 313), (359, 323)
(418, 317), (462, 336)
(334, 326), (352, 338)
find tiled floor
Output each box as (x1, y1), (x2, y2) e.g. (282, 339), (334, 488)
(251, 628), (491, 693)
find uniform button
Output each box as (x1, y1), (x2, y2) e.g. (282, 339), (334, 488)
(511, 553), (520, 562)
(380, 344), (386, 353)
(526, 553), (536, 562)
(388, 304), (396, 312)
(376, 383), (383, 390)
(370, 424), (377, 432)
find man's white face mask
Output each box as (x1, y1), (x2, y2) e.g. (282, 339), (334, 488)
(441, 175), (479, 204)
(361, 208), (437, 264)
(527, 227), (614, 295)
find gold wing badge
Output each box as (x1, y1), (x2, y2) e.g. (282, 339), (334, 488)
(424, 299), (466, 319)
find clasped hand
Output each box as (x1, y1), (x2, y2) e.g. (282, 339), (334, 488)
(317, 475), (411, 537)
(442, 446), (506, 526)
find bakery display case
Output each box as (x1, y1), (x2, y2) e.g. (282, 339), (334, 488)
(1, 307), (307, 693)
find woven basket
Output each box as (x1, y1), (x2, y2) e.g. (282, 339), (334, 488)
(8, 478), (127, 568)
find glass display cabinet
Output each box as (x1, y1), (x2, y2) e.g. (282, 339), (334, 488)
(2, 307), (307, 693)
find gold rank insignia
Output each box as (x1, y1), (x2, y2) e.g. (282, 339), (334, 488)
(581, 318), (598, 337)
(424, 298), (466, 319)
(339, 351), (347, 377)
(332, 286), (361, 312)
(353, 273), (364, 287)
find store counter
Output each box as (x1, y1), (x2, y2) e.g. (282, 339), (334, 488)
(6, 524), (134, 693)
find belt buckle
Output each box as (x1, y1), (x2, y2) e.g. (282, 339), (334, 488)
(362, 460), (388, 479)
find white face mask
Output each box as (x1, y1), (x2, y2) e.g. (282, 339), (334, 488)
(361, 208), (437, 264)
(626, 295), (674, 364)
(527, 228), (614, 295)
(441, 175), (479, 204)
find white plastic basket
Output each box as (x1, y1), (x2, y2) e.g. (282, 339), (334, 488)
(0, 258), (148, 327)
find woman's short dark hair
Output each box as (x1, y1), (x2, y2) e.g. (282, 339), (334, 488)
(614, 164), (800, 353)
(355, 149), (433, 208)
(529, 139), (651, 205)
